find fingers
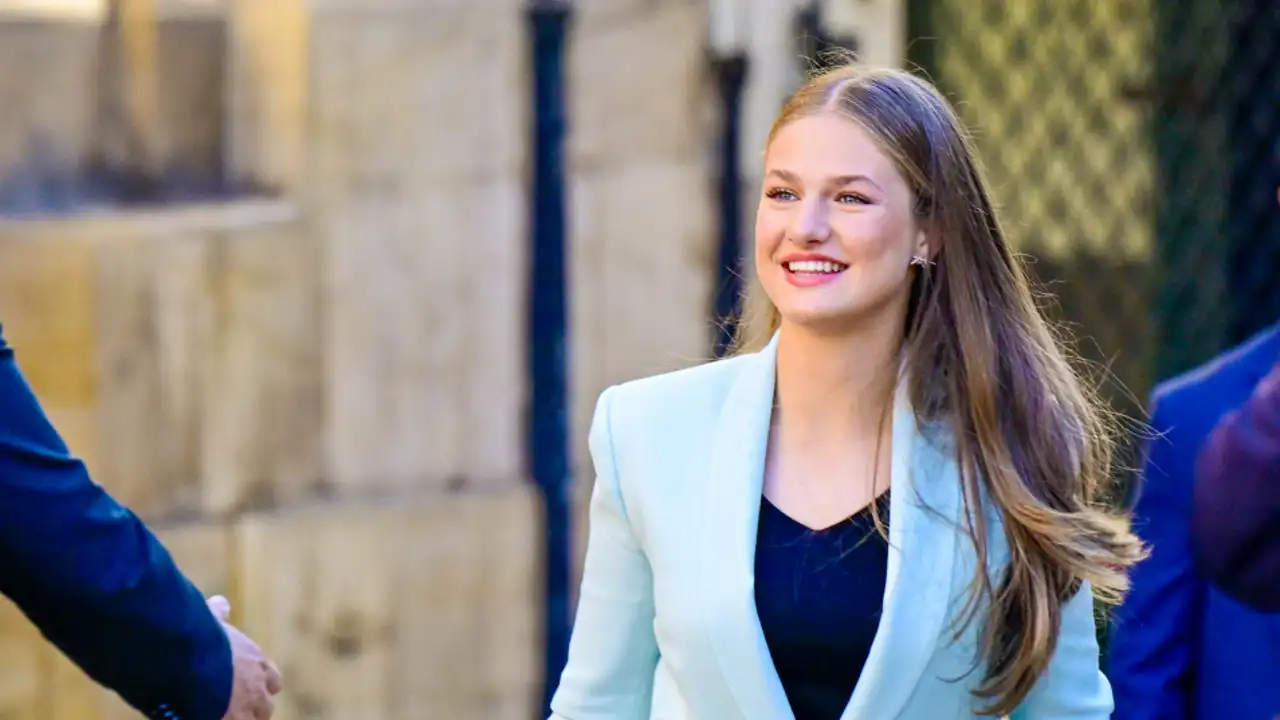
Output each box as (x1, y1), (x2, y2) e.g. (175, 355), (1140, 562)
(207, 595), (232, 622)
(217, 602), (283, 720)
(251, 694), (275, 720)
(263, 660), (284, 696)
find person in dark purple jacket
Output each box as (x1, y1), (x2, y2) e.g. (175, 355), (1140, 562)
(1193, 356), (1280, 612)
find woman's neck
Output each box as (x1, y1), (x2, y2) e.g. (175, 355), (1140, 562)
(773, 315), (904, 446)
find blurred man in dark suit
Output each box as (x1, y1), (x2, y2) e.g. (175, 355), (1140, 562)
(1107, 163), (1280, 718)
(1191, 181), (1280, 612)
(0, 325), (283, 720)
(1107, 319), (1280, 720)
(1194, 353), (1280, 612)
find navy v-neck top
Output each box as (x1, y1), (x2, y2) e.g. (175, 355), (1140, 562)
(754, 494), (890, 720)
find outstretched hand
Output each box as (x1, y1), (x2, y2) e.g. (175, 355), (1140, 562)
(208, 596), (283, 720)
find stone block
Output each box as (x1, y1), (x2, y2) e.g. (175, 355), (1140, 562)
(307, 5), (524, 193)
(197, 223), (325, 515)
(0, 13), (226, 198)
(0, 19), (99, 191)
(0, 201), (320, 521)
(0, 597), (42, 719)
(324, 176), (526, 496)
(233, 486), (539, 719)
(570, 158), (716, 473)
(306, 0), (523, 12)
(225, 0), (310, 194)
(569, 1), (715, 167)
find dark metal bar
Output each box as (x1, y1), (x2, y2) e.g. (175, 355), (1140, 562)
(526, 1), (574, 715)
(794, 0), (860, 70)
(711, 52), (750, 357)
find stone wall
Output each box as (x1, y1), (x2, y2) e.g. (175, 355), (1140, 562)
(0, 0), (907, 717)
(0, 10), (227, 209)
(0, 199), (541, 719)
(570, 0), (719, 483)
(0, 0), (546, 712)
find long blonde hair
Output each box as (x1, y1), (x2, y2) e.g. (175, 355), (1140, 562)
(735, 64), (1146, 716)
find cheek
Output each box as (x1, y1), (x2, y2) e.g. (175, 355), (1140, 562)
(753, 210), (785, 258)
(838, 214), (913, 265)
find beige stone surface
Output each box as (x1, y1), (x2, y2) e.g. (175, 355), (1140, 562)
(0, 203), (320, 520)
(0, 16), (224, 187)
(567, 0), (719, 480)
(570, 158), (716, 474)
(153, 16), (227, 173)
(569, 0), (714, 168)
(575, 0), (703, 28)
(740, 0), (808, 180)
(323, 176), (527, 495)
(305, 5), (530, 496)
(234, 486), (539, 720)
(225, 0), (310, 194)
(0, 598), (43, 719)
(307, 5), (525, 192)
(0, 234), (100, 409)
(91, 223), (326, 519)
(305, 0), (523, 12)
(197, 222), (325, 514)
(92, 231), (194, 518)
(0, 19), (99, 185)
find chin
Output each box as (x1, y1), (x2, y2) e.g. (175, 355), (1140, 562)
(776, 295), (903, 336)
(777, 304), (863, 331)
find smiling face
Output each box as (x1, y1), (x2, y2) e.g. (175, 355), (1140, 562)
(754, 113), (928, 334)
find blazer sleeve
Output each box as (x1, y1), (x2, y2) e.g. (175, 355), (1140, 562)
(1103, 396), (1202, 720)
(1192, 359), (1280, 612)
(0, 328), (233, 720)
(1010, 581), (1112, 719)
(549, 386), (660, 720)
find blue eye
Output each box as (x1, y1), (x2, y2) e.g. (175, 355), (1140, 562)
(766, 188), (797, 201)
(836, 193), (870, 205)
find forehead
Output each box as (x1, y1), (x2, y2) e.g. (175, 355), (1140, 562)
(765, 113), (900, 183)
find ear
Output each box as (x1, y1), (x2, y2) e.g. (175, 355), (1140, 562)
(913, 228), (930, 261)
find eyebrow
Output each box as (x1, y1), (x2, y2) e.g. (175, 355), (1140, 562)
(766, 168), (883, 192)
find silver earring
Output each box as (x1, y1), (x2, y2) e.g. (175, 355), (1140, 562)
(910, 255), (932, 267)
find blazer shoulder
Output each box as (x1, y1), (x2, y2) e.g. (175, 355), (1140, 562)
(1147, 323), (1280, 446)
(1152, 323), (1280, 408)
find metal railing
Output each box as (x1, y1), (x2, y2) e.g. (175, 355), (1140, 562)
(907, 0), (1278, 437)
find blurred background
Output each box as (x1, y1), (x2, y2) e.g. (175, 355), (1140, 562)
(0, 0), (1275, 717)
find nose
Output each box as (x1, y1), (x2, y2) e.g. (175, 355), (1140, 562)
(788, 197), (831, 245)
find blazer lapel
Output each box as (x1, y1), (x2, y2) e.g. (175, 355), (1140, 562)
(699, 335), (964, 720)
(698, 333), (795, 720)
(841, 383), (962, 720)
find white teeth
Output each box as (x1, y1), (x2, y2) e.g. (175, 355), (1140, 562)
(786, 260), (845, 274)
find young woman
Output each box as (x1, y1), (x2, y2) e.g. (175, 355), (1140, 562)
(549, 63), (1145, 720)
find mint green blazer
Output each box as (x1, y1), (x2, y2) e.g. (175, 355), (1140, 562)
(550, 333), (1112, 719)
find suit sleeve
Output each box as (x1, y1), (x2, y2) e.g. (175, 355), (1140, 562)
(1011, 582), (1112, 719)
(0, 328), (233, 720)
(548, 386), (659, 720)
(1103, 397), (1202, 720)
(1193, 359), (1280, 612)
